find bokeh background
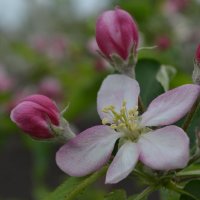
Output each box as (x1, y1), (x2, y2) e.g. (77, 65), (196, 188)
(0, 0), (200, 199)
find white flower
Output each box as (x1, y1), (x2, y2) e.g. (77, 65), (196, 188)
(56, 74), (200, 184)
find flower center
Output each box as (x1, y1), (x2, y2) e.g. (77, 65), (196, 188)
(102, 100), (147, 141)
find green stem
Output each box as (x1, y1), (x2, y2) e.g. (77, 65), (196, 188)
(64, 166), (107, 200)
(182, 97), (200, 131)
(133, 186), (156, 200)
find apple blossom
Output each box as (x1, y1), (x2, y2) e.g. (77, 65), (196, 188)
(56, 74), (200, 184)
(96, 8), (139, 61)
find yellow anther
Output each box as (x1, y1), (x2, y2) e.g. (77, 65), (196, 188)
(102, 118), (109, 125)
(102, 108), (109, 113)
(110, 124), (118, 129)
(133, 112), (139, 117)
(101, 103), (142, 139)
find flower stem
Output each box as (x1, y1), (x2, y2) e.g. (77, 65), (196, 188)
(132, 186), (156, 200)
(182, 96), (200, 131)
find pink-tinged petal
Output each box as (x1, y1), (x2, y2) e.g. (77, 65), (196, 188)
(97, 74), (140, 121)
(56, 125), (121, 176)
(141, 84), (200, 126)
(138, 126), (189, 170)
(11, 101), (53, 139)
(10, 94), (60, 139)
(106, 141), (139, 184)
(96, 8), (139, 60)
(22, 94), (59, 125)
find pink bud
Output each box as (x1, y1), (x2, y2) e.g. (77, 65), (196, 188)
(10, 94), (60, 139)
(195, 44), (200, 64)
(155, 36), (171, 51)
(96, 7), (139, 60)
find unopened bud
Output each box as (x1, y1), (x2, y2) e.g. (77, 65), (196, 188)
(10, 94), (72, 140)
(195, 44), (200, 64)
(96, 7), (139, 76)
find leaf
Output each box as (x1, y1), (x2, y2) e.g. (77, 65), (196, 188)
(76, 187), (105, 200)
(180, 180), (200, 200)
(44, 177), (85, 200)
(160, 188), (180, 200)
(135, 59), (164, 107)
(186, 101), (200, 145)
(44, 166), (107, 200)
(156, 65), (177, 91)
(104, 190), (127, 200)
(177, 169), (200, 177)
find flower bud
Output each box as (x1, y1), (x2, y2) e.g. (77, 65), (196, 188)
(10, 94), (60, 139)
(155, 36), (171, 51)
(195, 44), (200, 64)
(96, 7), (139, 61)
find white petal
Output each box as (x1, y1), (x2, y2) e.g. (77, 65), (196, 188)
(97, 74), (140, 122)
(56, 125), (121, 176)
(106, 141), (139, 184)
(138, 126), (189, 170)
(141, 84), (200, 126)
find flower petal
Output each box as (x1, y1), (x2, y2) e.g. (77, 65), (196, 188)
(141, 84), (200, 126)
(97, 74), (140, 121)
(106, 141), (139, 184)
(138, 125), (189, 170)
(56, 125), (121, 176)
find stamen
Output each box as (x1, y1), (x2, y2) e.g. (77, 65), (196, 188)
(110, 124), (118, 129)
(101, 101), (142, 141)
(102, 118), (109, 125)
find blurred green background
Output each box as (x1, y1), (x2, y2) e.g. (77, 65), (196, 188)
(0, 0), (199, 199)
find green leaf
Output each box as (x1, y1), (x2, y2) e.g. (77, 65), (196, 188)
(45, 177), (85, 200)
(177, 169), (200, 177)
(156, 65), (177, 91)
(135, 59), (164, 107)
(160, 188), (180, 200)
(104, 190), (127, 200)
(180, 180), (200, 200)
(186, 101), (200, 145)
(44, 166), (107, 200)
(76, 187), (105, 200)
